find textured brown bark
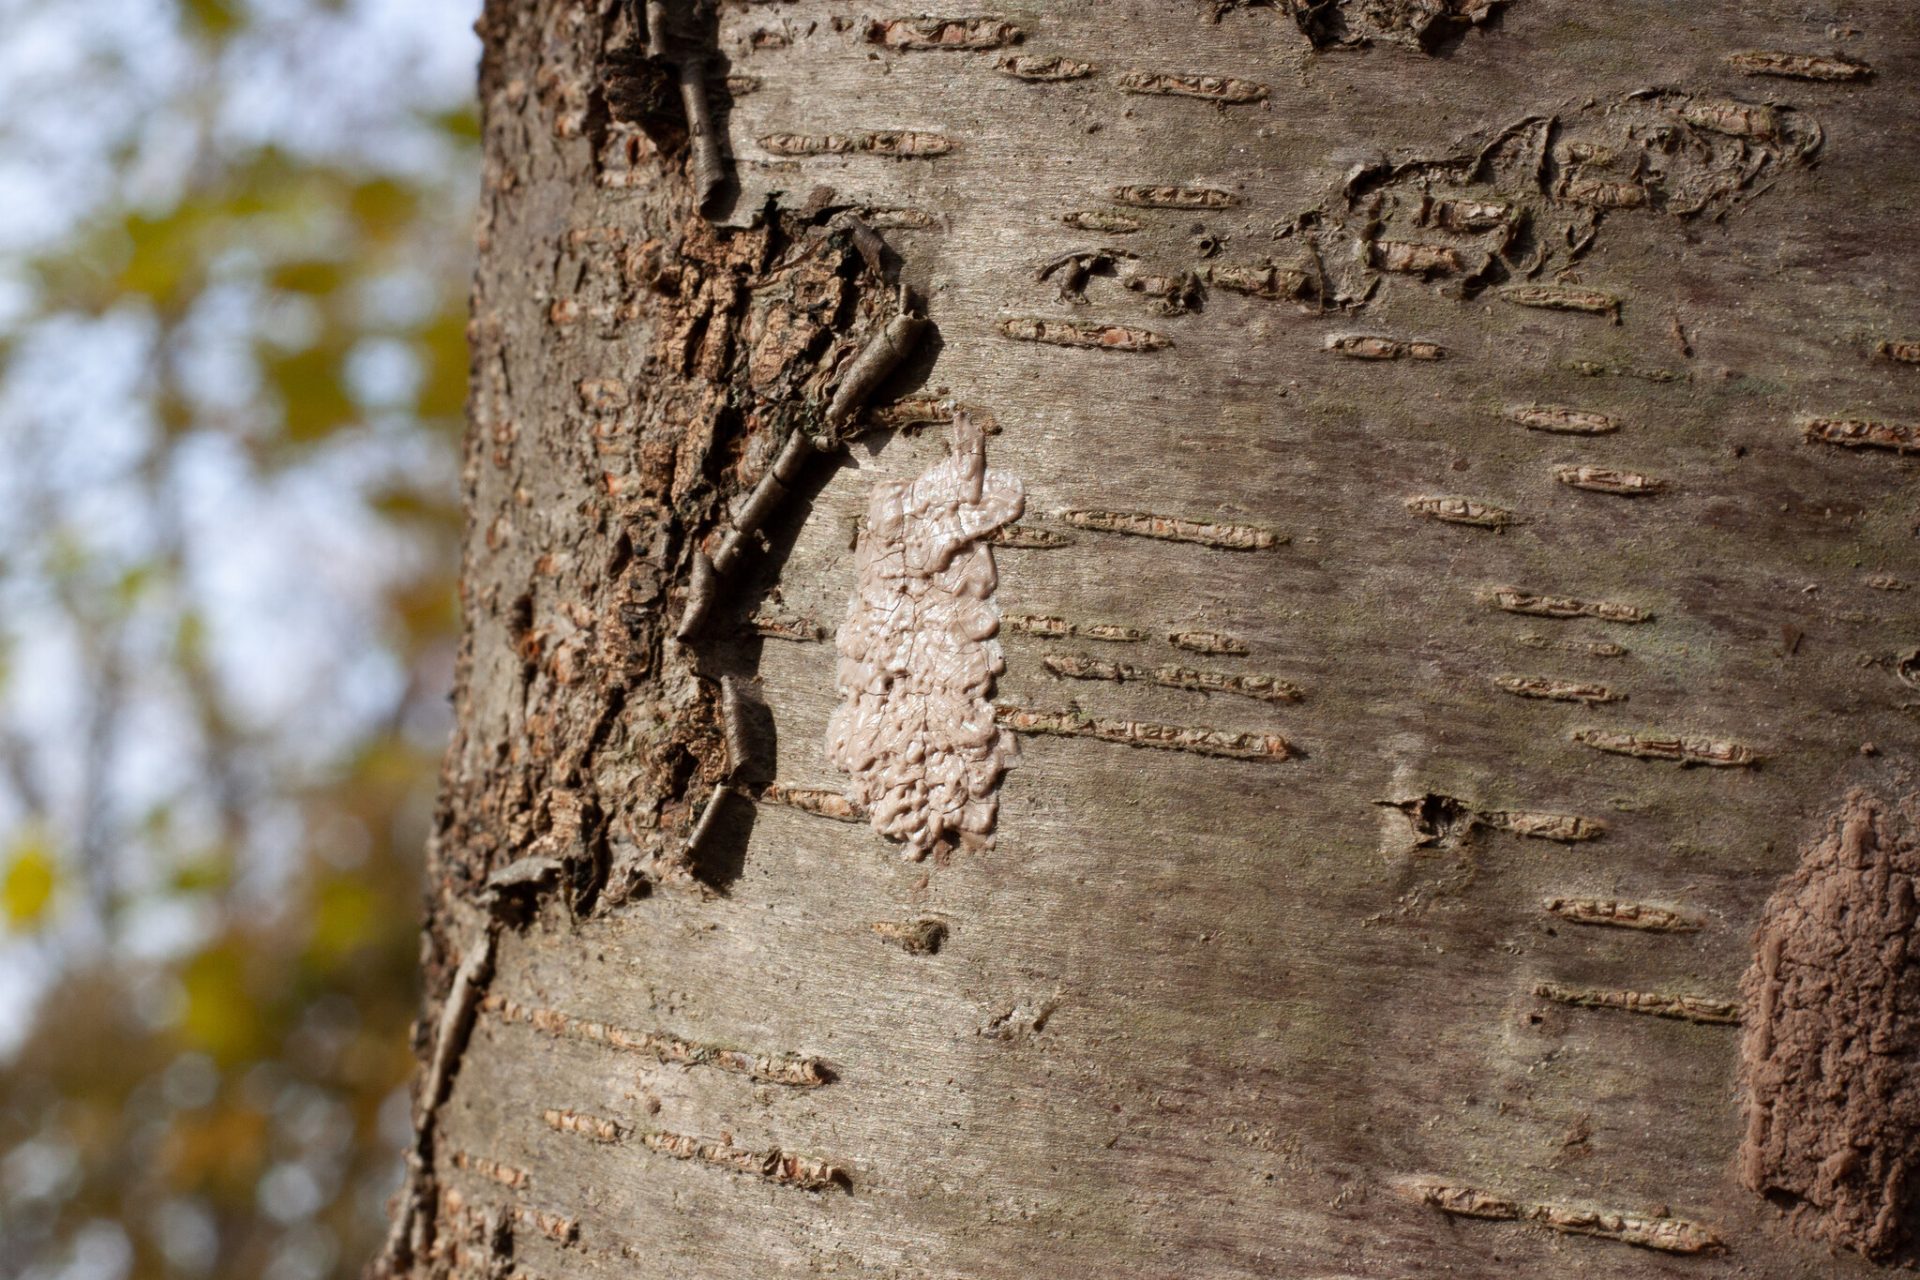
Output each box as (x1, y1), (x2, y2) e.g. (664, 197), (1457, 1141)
(384, 2), (1920, 1276)
(1740, 791), (1920, 1261)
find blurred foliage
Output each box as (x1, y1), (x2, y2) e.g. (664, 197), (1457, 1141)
(0, 1), (477, 1277)
(1, 833), (57, 929)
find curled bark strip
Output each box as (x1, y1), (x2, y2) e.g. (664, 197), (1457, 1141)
(377, 924), (498, 1274)
(677, 57), (724, 209)
(826, 298), (929, 427)
(674, 548), (720, 639)
(714, 429), (816, 574)
(683, 783), (739, 864)
(681, 417), (834, 643)
(719, 675), (753, 779)
(644, 0), (668, 59)
(626, 1), (726, 211)
(830, 211), (889, 277)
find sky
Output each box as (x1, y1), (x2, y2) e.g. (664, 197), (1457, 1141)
(0, 0), (479, 1058)
(0, 3), (487, 1274)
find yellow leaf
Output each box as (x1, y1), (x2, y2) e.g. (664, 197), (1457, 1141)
(429, 106), (482, 143)
(264, 342), (356, 444)
(1, 834), (58, 929)
(114, 208), (207, 307)
(348, 179), (418, 244)
(182, 0), (241, 37)
(179, 945), (267, 1063)
(415, 311), (471, 420)
(174, 611), (207, 665)
(268, 260), (345, 295)
(309, 875), (378, 962)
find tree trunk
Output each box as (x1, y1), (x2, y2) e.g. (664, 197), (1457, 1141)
(382, 2), (1920, 1276)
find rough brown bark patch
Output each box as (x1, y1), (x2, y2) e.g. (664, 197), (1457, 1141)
(1740, 789), (1920, 1261)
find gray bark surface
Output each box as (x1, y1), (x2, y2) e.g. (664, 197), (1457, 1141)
(385, 3), (1920, 1276)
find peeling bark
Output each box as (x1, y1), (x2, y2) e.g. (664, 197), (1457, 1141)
(1740, 791), (1920, 1261)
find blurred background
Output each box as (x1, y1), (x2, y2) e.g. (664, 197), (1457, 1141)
(0, 1), (481, 1276)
